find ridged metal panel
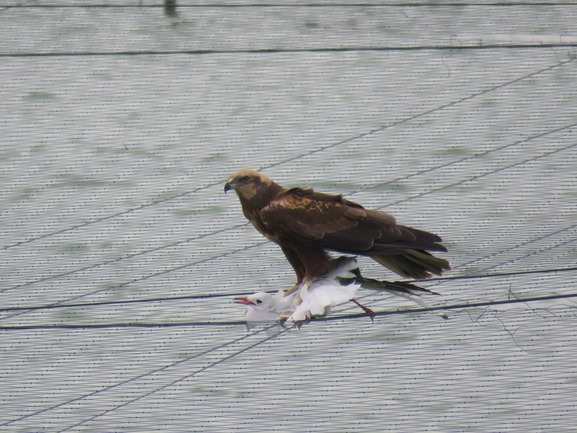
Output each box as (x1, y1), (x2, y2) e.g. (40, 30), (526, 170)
(1, 3), (576, 432)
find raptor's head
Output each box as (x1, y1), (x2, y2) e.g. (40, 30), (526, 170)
(224, 169), (274, 200)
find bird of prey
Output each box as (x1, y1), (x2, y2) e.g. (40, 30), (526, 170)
(224, 169), (450, 293)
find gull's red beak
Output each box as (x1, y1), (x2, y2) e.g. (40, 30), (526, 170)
(234, 296), (253, 305)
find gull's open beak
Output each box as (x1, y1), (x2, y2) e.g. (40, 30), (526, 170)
(224, 180), (232, 193)
(234, 296), (253, 305)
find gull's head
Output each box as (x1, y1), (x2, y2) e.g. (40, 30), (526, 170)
(234, 292), (278, 312)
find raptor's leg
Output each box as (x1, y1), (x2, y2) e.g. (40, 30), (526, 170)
(280, 246), (306, 297)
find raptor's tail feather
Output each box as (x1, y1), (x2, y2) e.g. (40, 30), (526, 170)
(371, 250), (451, 280)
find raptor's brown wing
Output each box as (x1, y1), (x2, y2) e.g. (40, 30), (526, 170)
(259, 188), (446, 255)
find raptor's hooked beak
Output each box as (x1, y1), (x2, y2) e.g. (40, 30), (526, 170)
(224, 180), (233, 193)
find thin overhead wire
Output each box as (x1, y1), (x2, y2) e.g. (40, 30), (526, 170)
(2, 290), (577, 330)
(0, 148), (577, 320)
(352, 122), (577, 196)
(4, 3), (577, 9)
(0, 324), (284, 427)
(55, 326), (290, 433)
(3, 4), (576, 433)
(0, 222), (250, 293)
(447, 223), (577, 274)
(2, 57), (573, 253)
(3, 45), (577, 58)
(1, 58), (573, 298)
(3, 289), (575, 428)
(382, 141), (577, 209)
(1, 265), (576, 315)
(2, 135), (574, 322)
(2, 56), (573, 253)
(471, 229), (577, 274)
(0, 241), (267, 322)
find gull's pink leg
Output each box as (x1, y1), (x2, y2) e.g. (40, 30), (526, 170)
(350, 298), (375, 322)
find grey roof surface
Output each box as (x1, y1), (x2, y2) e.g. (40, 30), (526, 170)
(1, 2), (577, 432)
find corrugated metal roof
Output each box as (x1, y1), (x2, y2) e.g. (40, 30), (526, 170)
(1, 2), (576, 431)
